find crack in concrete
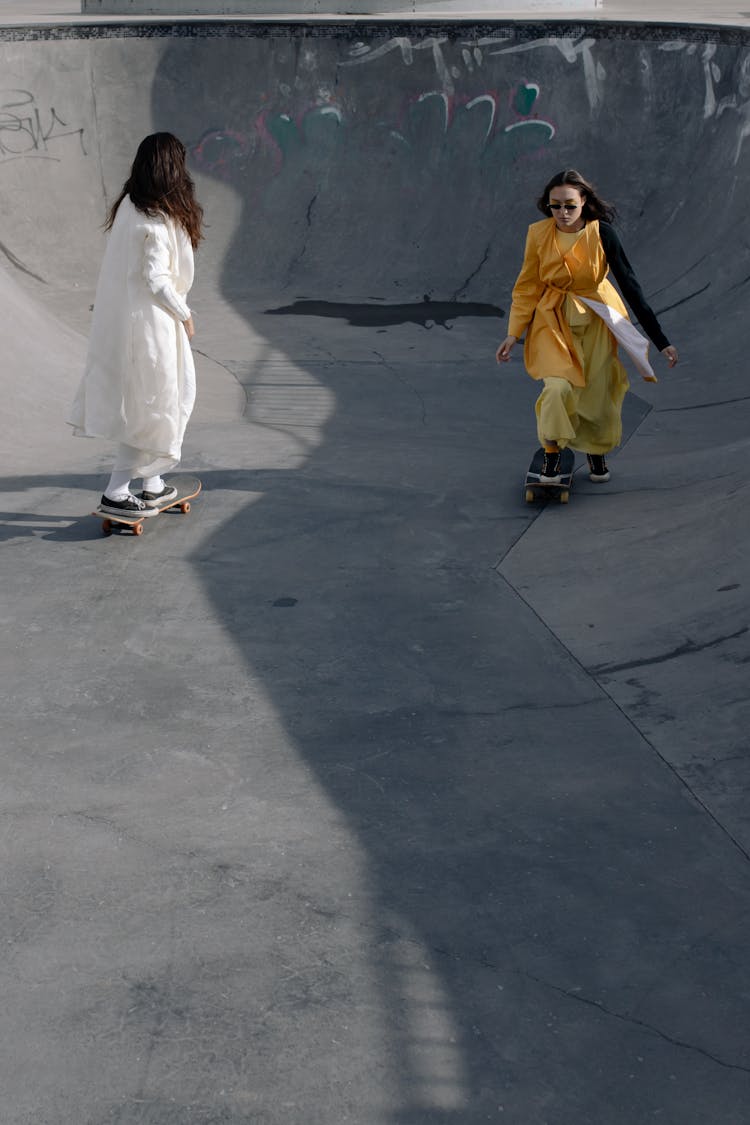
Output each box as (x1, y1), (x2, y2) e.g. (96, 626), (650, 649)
(0, 239), (46, 283)
(521, 969), (750, 1074)
(424, 929), (750, 1074)
(451, 243), (491, 301)
(490, 570), (750, 870)
(648, 252), (710, 299)
(284, 191), (318, 284)
(393, 931), (750, 1074)
(192, 347), (250, 416)
(437, 698), (603, 716)
(655, 392), (750, 413)
(655, 281), (711, 316)
(372, 348), (427, 425)
(61, 809), (158, 852)
(589, 627), (748, 676)
(700, 750), (750, 766)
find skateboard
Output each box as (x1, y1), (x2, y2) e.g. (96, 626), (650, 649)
(524, 448), (575, 505)
(93, 475), (202, 536)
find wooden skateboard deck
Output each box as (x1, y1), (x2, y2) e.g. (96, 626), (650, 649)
(93, 475), (201, 536)
(524, 448), (575, 505)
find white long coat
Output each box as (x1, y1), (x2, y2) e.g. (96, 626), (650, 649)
(70, 196), (196, 478)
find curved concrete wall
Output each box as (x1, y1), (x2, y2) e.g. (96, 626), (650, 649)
(2, 21), (747, 302)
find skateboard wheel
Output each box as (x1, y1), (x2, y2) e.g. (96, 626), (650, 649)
(524, 488), (535, 504)
(102, 519), (112, 535)
(180, 501), (191, 514)
(133, 522), (144, 536)
(560, 490), (570, 504)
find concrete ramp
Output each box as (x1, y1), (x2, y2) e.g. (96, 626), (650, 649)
(1, 18), (749, 1125)
(0, 261), (98, 469)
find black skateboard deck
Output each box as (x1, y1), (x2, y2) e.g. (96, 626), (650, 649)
(93, 475), (202, 536)
(524, 448), (575, 505)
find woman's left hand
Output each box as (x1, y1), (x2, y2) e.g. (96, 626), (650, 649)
(662, 345), (678, 368)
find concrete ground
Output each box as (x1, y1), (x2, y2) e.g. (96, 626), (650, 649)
(1, 11), (749, 1125)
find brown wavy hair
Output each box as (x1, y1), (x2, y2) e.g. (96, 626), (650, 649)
(537, 168), (616, 223)
(105, 132), (204, 248)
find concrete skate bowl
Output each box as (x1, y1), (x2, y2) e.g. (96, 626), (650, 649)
(3, 18), (750, 1125)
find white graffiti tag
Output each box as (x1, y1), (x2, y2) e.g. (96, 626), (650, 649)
(342, 34), (604, 110)
(660, 41), (750, 162)
(489, 37), (605, 112)
(342, 37), (457, 95)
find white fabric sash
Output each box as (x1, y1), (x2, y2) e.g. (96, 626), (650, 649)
(578, 296), (657, 383)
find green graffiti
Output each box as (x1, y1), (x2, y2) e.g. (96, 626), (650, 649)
(514, 83), (539, 116)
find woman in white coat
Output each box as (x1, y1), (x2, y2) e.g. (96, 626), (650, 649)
(70, 133), (203, 517)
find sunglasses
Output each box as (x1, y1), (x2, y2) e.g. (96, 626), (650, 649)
(549, 203), (581, 212)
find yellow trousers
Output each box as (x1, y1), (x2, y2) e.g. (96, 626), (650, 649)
(535, 321), (629, 455)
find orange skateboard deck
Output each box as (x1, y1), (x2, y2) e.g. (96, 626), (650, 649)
(93, 475), (201, 536)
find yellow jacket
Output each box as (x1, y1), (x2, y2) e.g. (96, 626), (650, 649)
(507, 218), (629, 388)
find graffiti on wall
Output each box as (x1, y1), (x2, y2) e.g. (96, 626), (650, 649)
(341, 33), (604, 110)
(660, 41), (750, 163)
(185, 31), (570, 183)
(185, 30), (750, 192)
(0, 90), (86, 165)
(190, 78), (554, 184)
(389, 82), (554, 150)
(484, 37), (605, 112)
(343, 29), (750, 152)
(192, 127), (254, 181)
(185, 32), (750, 198)
(342, 34), (468, 97)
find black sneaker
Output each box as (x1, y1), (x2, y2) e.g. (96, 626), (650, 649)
(540, 450), (562, 482)
(587, 454), (610, 482)
(99, 493), (159, 517)
(140, 484), (178, 507)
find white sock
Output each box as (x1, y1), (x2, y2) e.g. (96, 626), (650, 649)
(105, 470), (132, 501)
(142, 475), (165, 494)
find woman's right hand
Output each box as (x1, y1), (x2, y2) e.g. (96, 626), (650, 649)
(183, 315), (195, 341)
(496, 335), (517, 363)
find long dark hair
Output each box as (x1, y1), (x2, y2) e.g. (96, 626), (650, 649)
(536, 168), (616, 223)
(105, 132), (204, 248)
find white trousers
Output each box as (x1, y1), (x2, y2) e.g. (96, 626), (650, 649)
(105, 444), (165, 499)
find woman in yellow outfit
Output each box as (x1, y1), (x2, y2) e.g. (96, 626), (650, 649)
(497, 169), (678, 482)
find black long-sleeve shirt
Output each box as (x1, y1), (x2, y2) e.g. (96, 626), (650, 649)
(599, 221), (670, 352)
